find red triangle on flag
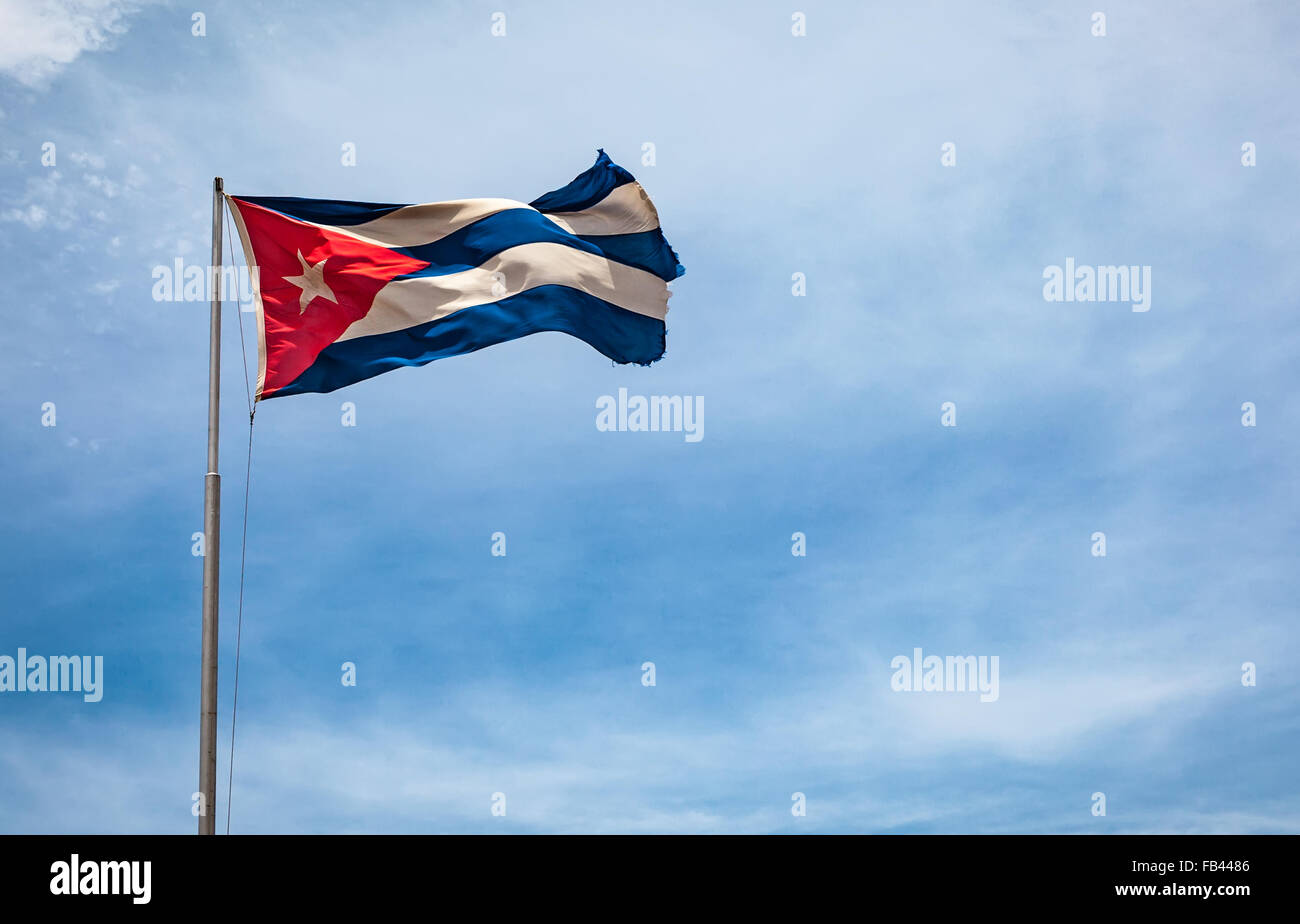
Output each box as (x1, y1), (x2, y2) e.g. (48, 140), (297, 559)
(229, 198), (429, 397)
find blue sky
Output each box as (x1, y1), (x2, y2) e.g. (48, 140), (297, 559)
(1, 0), (1297, 833)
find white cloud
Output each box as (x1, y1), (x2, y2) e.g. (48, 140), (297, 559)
(67, 151), (107, 169)
(0, 160), (143, 232)
(1, 203), (48, 228)
(0, 0), (140, 86)
(83, 172), (119, 196)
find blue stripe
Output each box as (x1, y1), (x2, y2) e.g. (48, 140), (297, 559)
(237, 196), (406, 226)
(529, 149), (636, 214)
(389, 208), (683, 282)
(577, 230), (684, 282)
(265, 286), (666, 398)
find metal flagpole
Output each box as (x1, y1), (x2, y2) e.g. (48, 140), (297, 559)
(199, 177), (224, 834)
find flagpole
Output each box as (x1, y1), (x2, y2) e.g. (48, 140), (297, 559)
(199, 176), (223, 834)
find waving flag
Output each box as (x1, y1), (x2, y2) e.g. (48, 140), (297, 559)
(226, 151), (684, 400)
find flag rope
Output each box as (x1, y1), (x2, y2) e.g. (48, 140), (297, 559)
(223, 201), (256, 834)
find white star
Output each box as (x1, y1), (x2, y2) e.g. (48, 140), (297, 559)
(283, 250), (338, 314)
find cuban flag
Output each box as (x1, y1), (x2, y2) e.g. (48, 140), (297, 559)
(226, 151), (683, 400)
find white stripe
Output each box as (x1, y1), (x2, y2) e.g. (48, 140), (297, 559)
(538, 182), (661, 236)
(315, 182), (660, 250)
(338, 242), (668, 342)
(335, 198), (528, 248)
